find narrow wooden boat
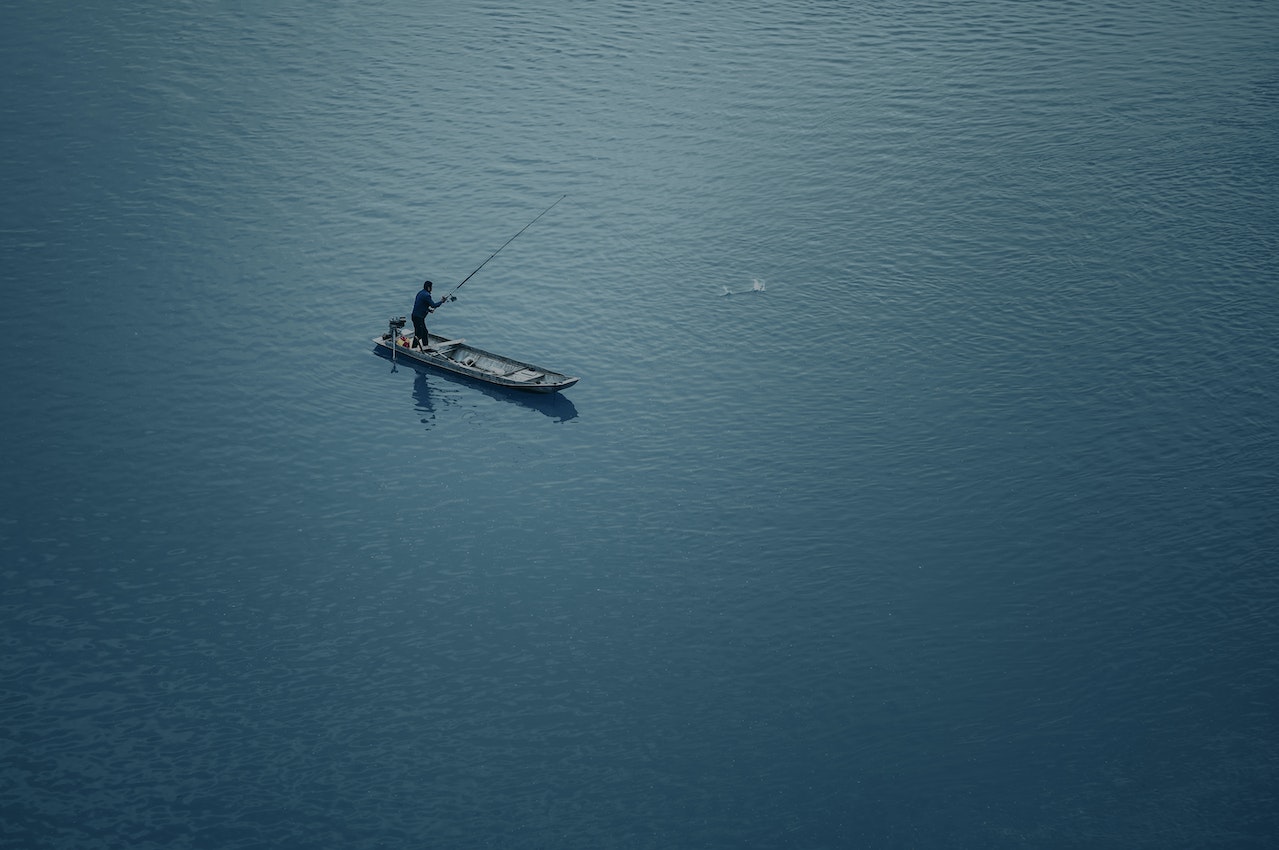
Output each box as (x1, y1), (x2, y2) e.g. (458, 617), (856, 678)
(372, 318), (578, 394)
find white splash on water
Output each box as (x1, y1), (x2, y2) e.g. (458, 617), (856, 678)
(721, 278), (767, 296)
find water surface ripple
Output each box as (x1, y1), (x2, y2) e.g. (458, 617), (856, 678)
(2, 0), (1277, 847)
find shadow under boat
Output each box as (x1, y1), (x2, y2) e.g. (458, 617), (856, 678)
(374, 344), (579, 423)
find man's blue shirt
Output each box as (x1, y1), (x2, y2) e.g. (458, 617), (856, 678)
(413, 289), (443, 318)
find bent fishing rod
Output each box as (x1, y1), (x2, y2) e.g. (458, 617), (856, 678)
(444, 195), (566, 301)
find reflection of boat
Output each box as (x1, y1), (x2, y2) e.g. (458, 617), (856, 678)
(375, 340), (579, 423)
(372, 319), (578, 394)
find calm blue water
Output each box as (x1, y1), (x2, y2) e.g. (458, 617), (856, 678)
(3, 1), (1277, 846)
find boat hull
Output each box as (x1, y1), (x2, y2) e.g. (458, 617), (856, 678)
(372, 333), (578, 393)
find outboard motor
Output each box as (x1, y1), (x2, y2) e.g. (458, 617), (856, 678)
(385, 316), (407, 341)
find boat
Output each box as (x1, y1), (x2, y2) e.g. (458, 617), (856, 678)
(372, 317), (579, 394)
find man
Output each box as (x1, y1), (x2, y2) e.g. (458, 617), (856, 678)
(411, 280), (446, 351)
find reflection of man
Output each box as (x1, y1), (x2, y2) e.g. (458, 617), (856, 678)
(411, 280), (445, 351)
(413, 372), (435, 425)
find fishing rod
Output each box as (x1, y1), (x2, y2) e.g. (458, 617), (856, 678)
(445, 195), (566, 300)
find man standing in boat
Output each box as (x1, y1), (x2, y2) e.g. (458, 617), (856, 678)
(411, 280), (446, 351)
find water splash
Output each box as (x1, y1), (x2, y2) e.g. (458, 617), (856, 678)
(721, 278), (767, 296)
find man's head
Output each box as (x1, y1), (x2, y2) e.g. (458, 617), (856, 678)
(423, 280), (433, 290)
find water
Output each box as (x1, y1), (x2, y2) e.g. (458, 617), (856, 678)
(2, 1), (1277, 846)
